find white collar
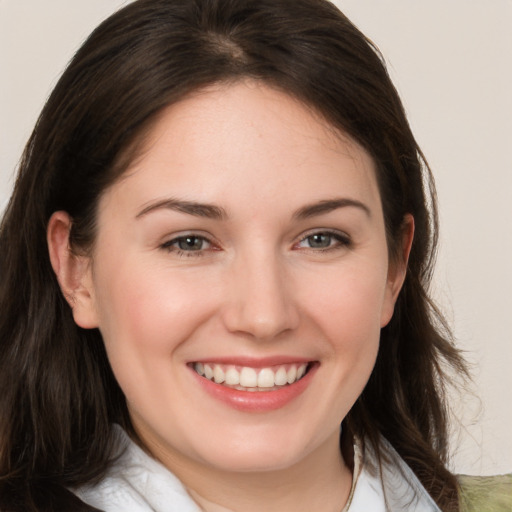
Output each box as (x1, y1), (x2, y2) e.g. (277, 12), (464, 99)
(73, 426), (441, 512)
(343, 437), (441, 511)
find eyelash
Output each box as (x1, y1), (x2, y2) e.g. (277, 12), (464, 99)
(161, 234), (214, 258)
(295, 230), (351, 252)
(160, 230), (351, 258)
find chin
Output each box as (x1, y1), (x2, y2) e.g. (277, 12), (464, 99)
(202, 447), (305, 474)
(187, 426), (322, 474)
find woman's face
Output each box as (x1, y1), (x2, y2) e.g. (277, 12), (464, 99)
(74, 82), (408, 473)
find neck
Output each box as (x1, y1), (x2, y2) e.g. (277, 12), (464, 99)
(167, 431), (352, 512)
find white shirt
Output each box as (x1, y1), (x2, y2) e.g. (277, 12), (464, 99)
(73, 427), (441, 511)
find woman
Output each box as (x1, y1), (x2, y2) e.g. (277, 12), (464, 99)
(0, 0), (484, 510)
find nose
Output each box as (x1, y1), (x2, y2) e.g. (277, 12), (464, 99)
(221, 249), (300, 340)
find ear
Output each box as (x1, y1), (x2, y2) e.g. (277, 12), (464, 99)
(47, 211), (99, 329)
(380, 214), (415, 327)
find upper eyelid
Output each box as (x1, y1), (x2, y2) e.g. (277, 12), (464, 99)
(297, 228), (350, 241)
(160, 232), (216, 251)
(162, 231), (215, 243)
(292, 230), (351, 252)
(158, 228), (350, 250)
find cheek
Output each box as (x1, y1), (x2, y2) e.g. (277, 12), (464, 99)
(91, 264), (210, 419)
(303, 262), (389, 347)
(92, 261), (216, 381)
(98, 261), (199, 336)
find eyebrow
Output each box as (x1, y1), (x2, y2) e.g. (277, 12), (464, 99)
(135, 196), (370, 221)
(136, 198), (227, 220)
(293, 198), (371, 220)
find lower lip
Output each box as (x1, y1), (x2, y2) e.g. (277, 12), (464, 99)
(190, 364), (318, 412)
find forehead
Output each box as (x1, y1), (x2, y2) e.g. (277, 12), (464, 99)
(102, 81), (381, 218)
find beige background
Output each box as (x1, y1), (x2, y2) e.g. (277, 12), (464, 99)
(1, 0), (511, 475)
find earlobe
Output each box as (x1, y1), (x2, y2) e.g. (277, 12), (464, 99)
(47, 211), (99, 329)
(380, 214), (415, 327)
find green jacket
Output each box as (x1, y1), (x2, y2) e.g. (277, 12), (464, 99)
(459, 474), (512, 512)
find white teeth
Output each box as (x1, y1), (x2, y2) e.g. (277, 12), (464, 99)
(257, 368), (275, 388)
(213, 365), (225, 384)
(287, 365), (297, 384)
(193, 362), (310, 390)
(274, 366), (288, 386)
(240, 367), (258, 387)
(297, 363), (307, 379)
(204, 364), (214, 380)
(225, 367), (240, 385)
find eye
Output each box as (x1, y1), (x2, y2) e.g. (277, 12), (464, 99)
(161, 234), (213, 256)
(296, 231), (350, 251)
(175, 235), (208, 251)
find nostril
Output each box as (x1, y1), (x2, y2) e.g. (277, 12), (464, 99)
(221, 298), (300, 340)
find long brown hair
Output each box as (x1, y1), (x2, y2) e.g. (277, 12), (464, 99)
(0, 1), (467, 510)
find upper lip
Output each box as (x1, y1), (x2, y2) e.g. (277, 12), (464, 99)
(189, 356), (315, 368)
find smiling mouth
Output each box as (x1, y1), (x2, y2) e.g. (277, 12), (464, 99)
(192, 362), (312, 391)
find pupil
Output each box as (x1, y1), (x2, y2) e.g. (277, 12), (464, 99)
(309, 233), (330, 248)
(179, 237), (202, 250)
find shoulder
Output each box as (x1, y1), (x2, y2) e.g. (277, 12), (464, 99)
(458, 473), (512, 512)
(71, 426), (201, 512)
(346, 437), (442, 511)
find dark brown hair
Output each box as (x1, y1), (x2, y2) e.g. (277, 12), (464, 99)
(0, 1), (466, 510)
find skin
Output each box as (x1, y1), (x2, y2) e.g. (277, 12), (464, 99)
(48, 81), (413, 512)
